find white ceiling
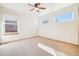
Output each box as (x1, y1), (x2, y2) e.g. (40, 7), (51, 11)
(0, 3), (75, 16)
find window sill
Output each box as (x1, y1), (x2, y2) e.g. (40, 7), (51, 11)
(3, 32), (19, 35)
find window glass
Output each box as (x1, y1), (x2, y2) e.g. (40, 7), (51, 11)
(55, 12), (74, 23)
(5, 15), (17, 33)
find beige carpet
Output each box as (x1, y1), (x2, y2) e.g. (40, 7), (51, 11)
(0, 37), (78, 56)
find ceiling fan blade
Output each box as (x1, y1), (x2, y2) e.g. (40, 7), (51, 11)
(27, 4), (34, 7)
(30, 8), (35, 11)
(39, 7), (46, 9)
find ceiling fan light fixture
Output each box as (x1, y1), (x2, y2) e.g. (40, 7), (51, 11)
(27, 3), (46, 13)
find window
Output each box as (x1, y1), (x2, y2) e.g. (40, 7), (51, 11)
(54, 12), (74, 23)
(40, 15), (48, 24)
(4, 15), (18, 34)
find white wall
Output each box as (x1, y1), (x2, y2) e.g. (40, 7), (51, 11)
(38, 5), (79, 45)
(0, 4), (79, 45)
(0, 6), (3, 43)
(0, 6), (38, 42)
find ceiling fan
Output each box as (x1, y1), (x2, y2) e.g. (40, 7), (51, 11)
(27, 3), (46, 12)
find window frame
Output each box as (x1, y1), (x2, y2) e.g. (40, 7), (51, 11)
(54, 12), (74, 23)
(3, 14), (18, 35)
